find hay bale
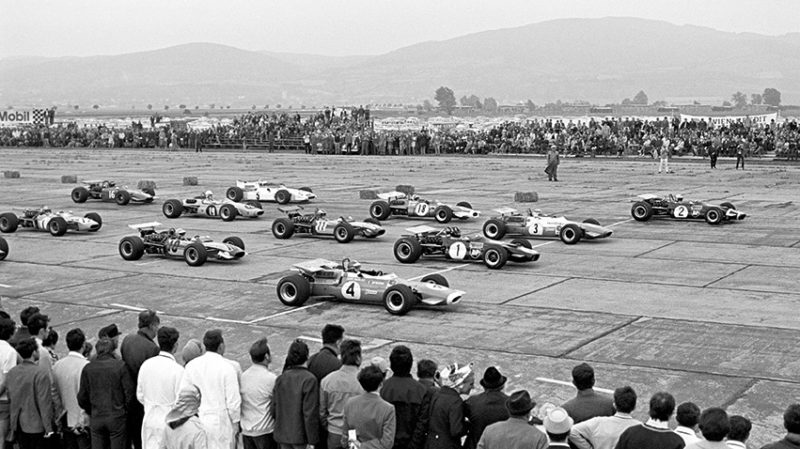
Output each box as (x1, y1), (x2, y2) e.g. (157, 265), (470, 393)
(61, 175), (78, 183)
(182, 176), (198, 186)
(3, 171), (20, 179)
(514, 192), (539, 203)
(396, 184), (415, 196)
(359, 190), (380, 200)
(137, 180), (157, 190)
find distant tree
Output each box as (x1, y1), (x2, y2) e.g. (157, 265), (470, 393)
(422, 100), (433, 112)
(722, 100), (732, 107)
(763, 88), (781, 106)
(693, 100), (701, 105)
(226, 105), (231, 109)
(632, 90), (648, 105)
(164, 105), (169, 110)
(92, 104), (99, 110)
(264, 105), (269, 109)
(179, 104), (186, 109)
(147, 104), (153, 110)
(526, 99), (536, 112)
(74, 105), (79, 110)
(276, 104), (282, 109)
(621, 98), (632, 105)
(750, 93), (762, 105)
(52, 106), (58, 110)
(209, 103), (215, 109)
(483, 97), (498, 112)
(652, 100), (668, 107)
(434, 86), (456, 114)
(6, 105), (12, 110)
(459, 95), (469, 106)
(183, 109), (192, 115)
(252, 105), (257, 110)
(731, 92), (747, 108)
(195, 105), (199, 110)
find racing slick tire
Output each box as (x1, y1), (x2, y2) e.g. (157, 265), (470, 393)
(142, 188), (156, 197)
(364, 217), (381, 226)
(631, 202), (653, 221)
(583, 218), (600, 225)
(118, 236), (145, 260)
(383, 284), (415, 316)
(220, 204), (238, 222)
(246, 201), (262, 209)
(183, 242), (207, 266)
(162, 200), (184, 218)
(482, 219), (506, 240)
(271, 218), (295, 239)
(420, 273), (449, 287)
(509, 238), (535, 263)
(0, 236), (7, 260)
(226, 187), (244, 202)
(393, 237), (423, 263)
(84, 213), (103, 231)
(369, 201), (392, 220)
(720, 202), (735, 210)
(223, 236), (245, 251)
(559, 223), (582, 245)
(334, 222), (356, 243)
(275, 189), (292, 204)
(48, 217), (68, 236)
(299, 187), (313, 193)
(0, 213), (18, 233)
(456, 201), (473, 209)
(115, 190), (131, 206)
(71, 187), (89, 203)
(705, 207), (724, 225)
(276, 274), (310, 307)
(483, 244), (508, 269)
(434, 205), (453, 224)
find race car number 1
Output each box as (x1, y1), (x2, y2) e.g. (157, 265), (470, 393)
(414, 203), (430, 216)
(673, 205), (689, 218)
(447, 241), (468, 259)
(341, 281), (361, 299)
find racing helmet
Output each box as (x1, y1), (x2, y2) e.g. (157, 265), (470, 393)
(204, 190), (213, 200)
(316, 208), (327, 216)
(448, 226), (461, 237)
(675, 194), (684, 202)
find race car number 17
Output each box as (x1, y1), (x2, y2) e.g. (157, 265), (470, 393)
(341, 281), (361, 299)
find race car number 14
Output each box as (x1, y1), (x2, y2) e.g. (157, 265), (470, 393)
(341, 281), (361, 299)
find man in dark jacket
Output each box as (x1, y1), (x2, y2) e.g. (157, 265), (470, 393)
(8, 306), (39, 348)
(760, 404), (800, 449)
(273, 339), (320, 449)
(562, 363), (614, 424)
(78, 337), (135, 449)
(7, 338), (54, 449)
(380, 346), (426, 449)
(424, 363), (474, 449)
(120, 310), (159, 449)
(463, 367), (509, 449)
(411, 359), (439, 449)
(308, 324), (344, 381)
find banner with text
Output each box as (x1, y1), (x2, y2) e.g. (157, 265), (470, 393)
(0, 109), (50, 125)
(680, 112), (779, 127)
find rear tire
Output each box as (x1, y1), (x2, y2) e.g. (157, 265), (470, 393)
(276, 274), (310, 306)
(71, 187), (89, 203)
(0, 213), (19, 233)
(631, 202), (653, 221)
(275, 189), (291, 204)
(115, 190), (131, 206)
(271, 218), (295, 239)
(84, 212), (102, 231)
(483, 245), (508, 269)
(220, 204), (238, 221)
(48, 217), (68, 236)
(482, 219), (506, 239)
(383, 284), (415, 315)
(118, 236), (145, 260)
(559, 224), (582, 244)
(162, 200), (184, 218)
(226, 187), (244, 202)
(370, 201), (391, 220)
(393, 237), (423, 263)
(420, 273), (449, 287)
(0, 236), (8, 260)
(142, 188), (156, 197)
(705, 207), (723, 225)
(434, 205), (453, 223)
(183, 242), (207, 266)
(222, 236), (245, 251)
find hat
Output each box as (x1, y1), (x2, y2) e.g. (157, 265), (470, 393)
(98, 324), (120, 339)
(165, 386), (201, 424)
(439, 362), (474, 389)
(479, 366), (507, 390)
(370, 356), (390, 374)
(506, 390), (535, 415)
(544, 407), (574, 434)
(181, 338), (204, 365)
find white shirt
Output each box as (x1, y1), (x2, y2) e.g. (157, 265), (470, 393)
(676, 425), (701, 446)
(52, 351), (89, 428)
(726, 441), (747, 449)
(138, 352), (184, 449)
(569, 412), (640, 449)
(240, 364), (277, 437)
(0, 340), (19, 402)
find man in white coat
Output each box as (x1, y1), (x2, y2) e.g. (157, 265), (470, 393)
(180, 329), (240, 449)
(137, 327), (184, 449)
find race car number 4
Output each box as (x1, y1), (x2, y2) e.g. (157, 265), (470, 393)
(448, 241), (468, 259)
(341, 281), (362, 299)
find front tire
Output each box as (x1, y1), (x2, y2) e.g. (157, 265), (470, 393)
(705, 207), (723, 225)
(275, 189), (291, 204)
(118, 236), (145, 260)
(420, 273), (449, 287)
(559, 224), (582, 244)
(162, 200), (184, 218)
(71, 187), (89, 203)
(220, 204), (238, 221)
(434, 205), (453, 223)
(509, 238), (535, 263)
(483, 245), (508, 269)
(115, 190), (131, 206)
(383, 284), (415, 315)
(0, 213), (19, 233)
(48, 217), (68, 236)
(333, 222), (355, 243)
(183, 242), (207, 266)
(370, 201), (391, 220)
(0, 237), (8, 260)
(84, 212), (103, 231)
(222, 236), (245, 251)
(631, 202), (653, 221)
(226, 187), (244, 202)
(271, 218), (295, 239)
(277, 274), (310, 306)
(393, 238), (423, 263)
(483, 219), (506, 239)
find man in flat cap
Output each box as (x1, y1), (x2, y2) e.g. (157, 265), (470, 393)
(476, 390), (547, 449)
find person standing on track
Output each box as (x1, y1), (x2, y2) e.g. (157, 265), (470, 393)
(545, 144), (560, 182)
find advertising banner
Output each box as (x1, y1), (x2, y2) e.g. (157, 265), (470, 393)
(680, 112), (779, 127)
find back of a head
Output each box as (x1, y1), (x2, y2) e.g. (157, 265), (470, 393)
(285, 339), (309, 367)
(613, 386), (637, 414)
(138, 309), (160, 329)
(15, 337), (38, 359)
(676, 402), (701, 427)
(249, 337), (270, 364)
(358, 365), (384, 393)
(339, 339), (362, 366)
(321, 323), (345, 345)
(19, 306), (40, 326)
(417, 359), (438, 379)
(698, 407), (729, 441)
(42, 327), (59, 347)
(66, 328), (86, 352)
(0, 318), (16, 341)
(26, 313), (49, 336)
(96, 337), (116, 356)
(157, 326), (180, 353)
(572, 362), (595, 391)
(203, 329), (224, 353)
(785, 404), (800, 434)
(728, 415), (752, 442)
(649, 392), (676, 422)
(389, 345), (413, 376)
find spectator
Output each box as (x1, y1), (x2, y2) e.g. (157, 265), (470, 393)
(273, 339), (320, 449)
(686, 408), (729, 449)
(545, 144), (560, 181)
(561, 363), (615, 424)
(614, 392), (684, 449)
(476, 389), (548, 449)
(380, 345), (426, 449)
(27, 313), (53, 371)
(41, 327), (59, 363)
(675, 402), (702, 446)
(424, 362), (474, 449)
(464, 366), (510, 449)
(570, 386), (640, 449)
(181, 338), (204, 365)
(726, 415), (751, 449)
(545, 407), (574, 448)
(341, 365), (396, 449)
(0, 317), (18, 449)
(121, 309), (160, 449)
(320, 339), (363, 449)
(162, 386), (207, 449)
(98, 323), (121, 359)
(759, 403), (800, 449)
(137, 327), (183, 449)
(52, 329), (91, 449)
(78, 337), (135, 449)
(8, 306), (39, 348)
(180, 329), (240, 449)
(309, 324), (345, 381)
(7, 338), (54, 449)
(240, 337), (277, 449)
(410, 359), (439, 449)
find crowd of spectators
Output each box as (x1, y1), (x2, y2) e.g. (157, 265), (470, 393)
(0, 305), (797, 449)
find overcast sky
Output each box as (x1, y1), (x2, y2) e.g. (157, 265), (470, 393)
(1, 0), (798, 58)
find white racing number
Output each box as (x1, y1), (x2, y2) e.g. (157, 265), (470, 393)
(673, 205), (689, 218)
(341, 281), (362, 300)
(413, 202), (430, 216)
(315, 221), (328, 233)
(447, 241), (468, 259)
(205, 205), (217, 217)
(527, 221), (544, 235)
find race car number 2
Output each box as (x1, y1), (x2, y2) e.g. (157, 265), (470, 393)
(447, 241), (468, 259)
(413, 203), (430, 216)
(341, 281), (362, 299)
(673, 205), (689, 218)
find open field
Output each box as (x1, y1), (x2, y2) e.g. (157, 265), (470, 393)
(1, 148), (799, 446)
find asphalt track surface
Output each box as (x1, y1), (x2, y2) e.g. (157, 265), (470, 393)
(1, 148), (799, 446)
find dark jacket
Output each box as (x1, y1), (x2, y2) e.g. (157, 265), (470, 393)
(7, 360), (54, 434)
(380, 374), (426, 449)
(562, 388), (615, 424)
(424, 386), (466, 449)
(463, 389), (510, 449)
(120, 329), (159, 383)
(8, 327), (32, 348)
(410, 378), (439, 449)
(77, 353), (134, 419)
(272, 365), (321, 445)
(308, 345), (341, 381)
(761, 434), (800, 449)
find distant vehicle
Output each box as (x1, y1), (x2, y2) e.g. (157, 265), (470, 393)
(393, 225), (540, 269)
(271, 206), (385, 243)
(0, 207), (102, 236)
(71, 180), (155, 205)
(276, 258), (465, 315)
(226, 180), (316, 204)
(118, 222), (246, 266)
(162, 191), (264, 221)
(631, 194), (747, 225)
(369, 191), (480, 223)
(0, 236), (8, 260)
(482, 207), (612, 245)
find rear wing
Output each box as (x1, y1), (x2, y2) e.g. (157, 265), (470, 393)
(377, 191), (406, 200)
(292, 258), (340, 273)
(82, 179), (111, 186)
(128, 221), (162, 231)
(493, 207), (518, 216)
(633, 194), (659, 202)
(278, 205), (304, 214)
(405, 225), (439, 234)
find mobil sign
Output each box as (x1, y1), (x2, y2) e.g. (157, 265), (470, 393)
(0, 110), (34, 124)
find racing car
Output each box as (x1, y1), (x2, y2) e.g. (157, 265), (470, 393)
(118, 222), (246, 266)
(226, 180), (316, 204)
(482, 207), (612, 245)
(271, 206), (385, 243)
(393, 225), (540, 269)
(0, 236), (7, 261)
(631, 194), (747, 225)
(276, 258), (464, 315)
(0, 207), (102, 236)
(162, 191), (264, 221)
(369, 192), (480, 223)
(71, 180), (155, 205)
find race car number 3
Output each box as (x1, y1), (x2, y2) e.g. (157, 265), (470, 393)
(448, 241), (468, 259)
(341, 281), (362, 299)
